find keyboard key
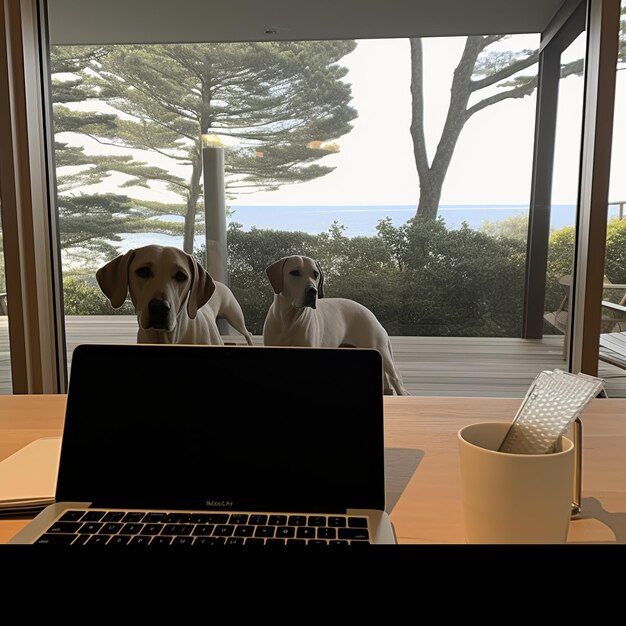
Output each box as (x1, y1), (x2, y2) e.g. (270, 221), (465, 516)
(206, 514), (229, 524)
(192, 524), (215, 536)
(35, 533), (77, 545)
(82, 511), (105, 522)
(71, 535), (90, 545)
(285, 539), (306, 545)
(161, 524), (193, 536)
(328, 540), (350, 546)
(151, 536), (172, 545)
(308, 540), (328, 546)
(165, 513), (190, 523)
(141, 523), (164, 535)
(120, 523), (144, 535)
(144, 513), (168, 523)
(254, 526), (275, 538)
(214, 525), (235, 537)
(122, 512), (145, 523)
(338, 528), (370, 541)
(225, 537), (244, 546)
(81, 522), (103, 534)
(244, 538), (265, 546)
(129, 536), (151, 545)
(328, 517), (347, 527)
(189, 514), (211, 524)
(59, 510), (85, 522)
(248, 515), (268, 525)
(308, 516), (327, 527)
(348, 517), (369, 528)
(288, 515), (306, 526)
(101, 523), (123, 534)
(108, 535), (131, 546)
(265, 538), (286, 546)
(172, 536), (194, 546)
(233, 525), (254, 537)
(47, 521), (82, 534)
(275, 526), (295, 538)
(317, 527), (336, 539)
(296, 527), (316, 539)
(228, 514), (248, 525)
(268, 515), (287, 525)
(102, 512), (125, 522)
(194, 536), (225, 546)
(86, 535), (110, 545)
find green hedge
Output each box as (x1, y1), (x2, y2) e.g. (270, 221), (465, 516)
(63, 217), (626, 337)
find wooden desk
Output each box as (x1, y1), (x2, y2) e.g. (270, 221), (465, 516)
(1, 395), (625, 544)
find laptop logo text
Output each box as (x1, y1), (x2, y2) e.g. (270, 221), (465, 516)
(205, 500), (234, 508)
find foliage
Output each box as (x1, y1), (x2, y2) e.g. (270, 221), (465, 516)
(213, 216), (528, 336)
(63, 276), (134, 315)
(57, 41), (357, 252)
(604, 218), (626, 286)
(480, 213), (528, 241)
(65, 214), (626, 341)
(51, 46), (177, 265)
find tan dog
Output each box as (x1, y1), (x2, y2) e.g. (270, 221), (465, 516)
(263, 255), (409, 395)
(96, 245), (253, 345)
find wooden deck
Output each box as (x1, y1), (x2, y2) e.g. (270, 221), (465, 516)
(1, 315), (625, 397)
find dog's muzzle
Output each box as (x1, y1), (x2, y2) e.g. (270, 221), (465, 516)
(304, 286), (318, 309)
(147, 298), (172, 329)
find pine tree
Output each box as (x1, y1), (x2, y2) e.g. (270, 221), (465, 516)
(74, 41), (358, 252)
(52, 46), (181, 263)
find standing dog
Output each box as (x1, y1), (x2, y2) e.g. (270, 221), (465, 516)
(263, 255), (409, 395)
(96, 245), (253, 345)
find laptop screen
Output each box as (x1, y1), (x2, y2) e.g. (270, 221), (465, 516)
(56, 344), (385, 513)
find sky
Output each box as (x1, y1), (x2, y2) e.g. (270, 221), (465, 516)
(57, 32), (626, 208)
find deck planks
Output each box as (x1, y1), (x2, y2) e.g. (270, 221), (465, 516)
(0, 315), (624, 397)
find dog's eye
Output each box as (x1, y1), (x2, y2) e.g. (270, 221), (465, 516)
(135, 266), (151, 279)
(174, 271), (188, 282)
(289, 270), (300, 277)
(313, 271), (319, 279)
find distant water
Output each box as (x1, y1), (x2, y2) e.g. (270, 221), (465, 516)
(115, 203), (612, 253)
(228, 203), (583, 236)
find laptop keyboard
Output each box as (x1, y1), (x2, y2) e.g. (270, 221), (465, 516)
(34, 509), (372, 546)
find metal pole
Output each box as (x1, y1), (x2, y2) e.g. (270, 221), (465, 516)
(202, 145), (230, 335)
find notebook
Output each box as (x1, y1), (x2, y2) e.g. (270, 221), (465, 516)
(9, 343), (396, 546)
(0, 437), (60, 515)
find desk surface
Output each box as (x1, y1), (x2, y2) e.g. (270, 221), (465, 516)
(1, 394), (625, 544)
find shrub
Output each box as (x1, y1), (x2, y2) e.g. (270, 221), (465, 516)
(63, 275), (134, 315)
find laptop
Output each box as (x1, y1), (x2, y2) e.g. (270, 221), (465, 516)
(10, 343), (396, 546)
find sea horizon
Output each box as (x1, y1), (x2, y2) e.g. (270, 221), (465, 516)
(113, 202), (622, 254)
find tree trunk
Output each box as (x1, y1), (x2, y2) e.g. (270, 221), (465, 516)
(183, 142), (203, 253)
(410, 37), (483, 221)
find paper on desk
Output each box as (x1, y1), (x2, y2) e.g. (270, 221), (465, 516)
(0, 437), (60, 515)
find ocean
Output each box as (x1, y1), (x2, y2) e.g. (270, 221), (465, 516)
(115, 203), (614, 253)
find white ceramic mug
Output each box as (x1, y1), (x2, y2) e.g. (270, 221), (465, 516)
(458, 422), (574, 544)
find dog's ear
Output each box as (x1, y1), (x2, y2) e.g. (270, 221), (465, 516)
(96, 250), (136, 308)
(186, 254), (216, 319)
(265, 258), (287, 294)
(315, 259), (325, 299)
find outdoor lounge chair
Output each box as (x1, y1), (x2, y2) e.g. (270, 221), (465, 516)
(599, 301), (626, 370)
(544, 274), (626, 361)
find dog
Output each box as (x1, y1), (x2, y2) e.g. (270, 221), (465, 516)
(263, 255), (409, 395)
(96, 244), (253, 346)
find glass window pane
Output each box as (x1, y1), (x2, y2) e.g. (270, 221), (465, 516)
(49, 32), (597, 397)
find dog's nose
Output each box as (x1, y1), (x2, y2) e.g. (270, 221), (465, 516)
(148, 298), (171, 325)
(304, 286), (318, 309)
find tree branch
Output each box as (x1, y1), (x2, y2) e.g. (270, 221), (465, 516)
(471, 50), (539, 91)
(466, 76), (538, 118)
